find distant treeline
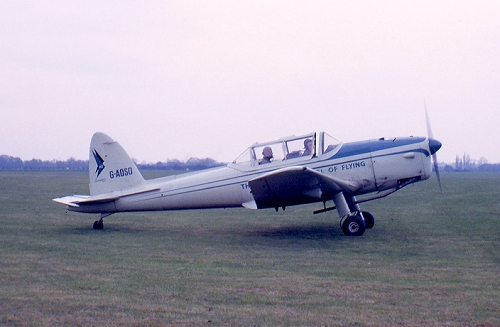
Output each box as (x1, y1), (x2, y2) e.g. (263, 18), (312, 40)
(0, 155), (225, 171)
(442, 163), (500, 172)
(1, 154), (500, 172)
(450, 153), (500, 172)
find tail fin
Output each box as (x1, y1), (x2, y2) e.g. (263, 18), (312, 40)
(89, 132), (144, 195)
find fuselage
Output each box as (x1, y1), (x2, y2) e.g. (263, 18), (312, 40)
(69, 135), (436, 214)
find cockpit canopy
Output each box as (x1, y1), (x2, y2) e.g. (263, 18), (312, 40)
(230, 132), (340, 170)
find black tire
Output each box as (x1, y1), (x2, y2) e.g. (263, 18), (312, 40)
(339, 215), (348, 229)
(93, 220), (104, 230)
(342, 215), (366, 236)
(361, 211), (375, 229)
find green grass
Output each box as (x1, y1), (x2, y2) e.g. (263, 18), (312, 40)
(1, 171), (499, 326)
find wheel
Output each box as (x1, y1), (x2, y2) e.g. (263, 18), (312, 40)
(342, 215), (366, 236)
(339, 215), (348, 229)
(93, 219), (104, 230)
(361, 211), (375, 229)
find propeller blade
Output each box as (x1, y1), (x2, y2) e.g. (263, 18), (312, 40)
(433, 153), (442, 193)
(425, 103), (443, 193)
(425, 101), (433, 139)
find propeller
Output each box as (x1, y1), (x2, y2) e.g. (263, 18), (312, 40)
(425, 103), (443, 192)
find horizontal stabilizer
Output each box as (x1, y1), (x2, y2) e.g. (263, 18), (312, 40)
(52, 187), (160, 207)
(52, 195), (91, 207)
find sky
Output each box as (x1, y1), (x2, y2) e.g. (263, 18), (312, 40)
(1, 1), (499, 164)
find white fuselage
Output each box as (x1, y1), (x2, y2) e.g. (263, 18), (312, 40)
(70, 136), (433, 214)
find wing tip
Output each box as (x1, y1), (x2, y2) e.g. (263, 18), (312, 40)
(242, 200), (258, 210)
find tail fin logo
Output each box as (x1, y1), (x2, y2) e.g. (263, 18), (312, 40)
(92, 149), (105, 177)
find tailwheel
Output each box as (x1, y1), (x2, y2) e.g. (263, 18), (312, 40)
(360, 211), (375, 229)
(341, 214), (366, 236)
(93, 219), (104, 230)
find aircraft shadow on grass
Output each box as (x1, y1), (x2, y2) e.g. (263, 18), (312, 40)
(61, 221), (342, 242)
(244, 224), (343, 241)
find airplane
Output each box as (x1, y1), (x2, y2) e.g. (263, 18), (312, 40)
(53, 129), (441, 236)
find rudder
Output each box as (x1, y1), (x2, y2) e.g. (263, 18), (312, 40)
(89, 132), (144, 195)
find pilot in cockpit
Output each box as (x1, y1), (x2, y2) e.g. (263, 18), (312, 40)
(259, 146), (274, 164)
(301, 139), (313, 157)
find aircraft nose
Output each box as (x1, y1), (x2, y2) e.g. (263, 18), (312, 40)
(429, 138), (442, 155)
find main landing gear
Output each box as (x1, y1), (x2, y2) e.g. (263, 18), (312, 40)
(333, 193), (375, 236)
(339, 211), (375, 236)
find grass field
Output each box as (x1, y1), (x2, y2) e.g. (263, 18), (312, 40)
(1, 171), (499, 326)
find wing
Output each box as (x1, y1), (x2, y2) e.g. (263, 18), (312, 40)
(247, 166), (363, 209)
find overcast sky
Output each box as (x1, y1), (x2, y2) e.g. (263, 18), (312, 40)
(1, 1), (499, 164)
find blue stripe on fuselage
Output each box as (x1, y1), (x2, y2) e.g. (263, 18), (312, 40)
(332, 137), (426, 159)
